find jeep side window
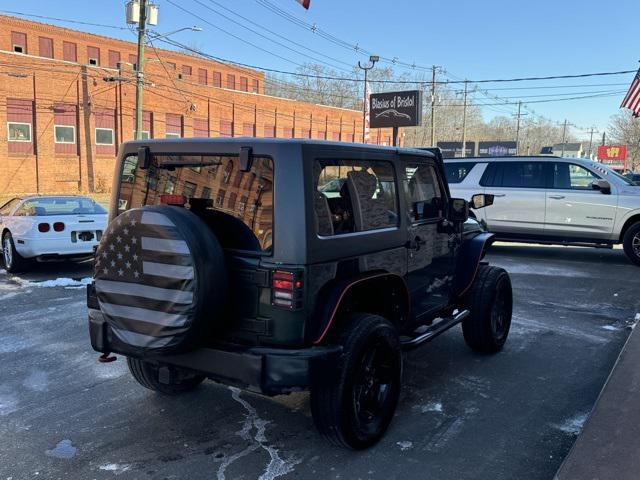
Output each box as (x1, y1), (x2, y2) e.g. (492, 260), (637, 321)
(405, 164), (443, 222)
(314, 159), (398, 236)
(552, 163), (600, 190)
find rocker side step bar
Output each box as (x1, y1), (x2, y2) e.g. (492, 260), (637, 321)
(401, 310), (470, 351)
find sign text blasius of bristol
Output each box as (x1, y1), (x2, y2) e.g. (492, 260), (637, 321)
(369, 90), (422, 128)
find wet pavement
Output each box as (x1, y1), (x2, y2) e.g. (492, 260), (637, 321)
(0, 244), (638, 479)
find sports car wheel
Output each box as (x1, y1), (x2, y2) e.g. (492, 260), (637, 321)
(2, 232), (29, 273)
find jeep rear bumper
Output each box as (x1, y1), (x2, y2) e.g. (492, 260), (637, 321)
(88, 309), (342, 396)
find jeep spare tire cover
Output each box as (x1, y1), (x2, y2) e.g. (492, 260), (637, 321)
(94, 205), (227, 353)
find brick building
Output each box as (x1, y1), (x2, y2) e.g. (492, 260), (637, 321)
(0, 15), (393, 195)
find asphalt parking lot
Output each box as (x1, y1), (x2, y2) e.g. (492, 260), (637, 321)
(1, 244), (639, 480)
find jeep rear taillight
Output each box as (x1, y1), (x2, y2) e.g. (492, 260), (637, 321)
(272, 270), (303, 310)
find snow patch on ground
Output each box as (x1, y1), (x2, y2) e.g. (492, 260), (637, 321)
(217, 387), (300, 480)
(420, 402), (443, 413)
(99, 463), (132, 474)
(497, 263), (590, 278)
(396, 441), (413, 451)
(45, 439), (76, 459)
(601, 325), (621, 331)
(554, 413), (588, 436)
(13, 277), (92, 288)
(0, 335), (36, 354)
(92, 360), (127, 380)
(635, 313), (640, 322)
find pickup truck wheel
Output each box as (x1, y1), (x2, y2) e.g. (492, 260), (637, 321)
(2, 231), (29, 273)
(126, 357), (205, 395)
(310, 314), (402, 449)
(622, 222), (640, 266)
(463, 265), (512, 353)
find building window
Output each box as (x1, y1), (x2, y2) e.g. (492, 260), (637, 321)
(165, 132), (180, 139)
(183, 181), (197, 198)
(128, 54), (138, 70)
(134, 130), (150, 140)
(95, 128), (114, 145)
(215, 189), (226, 207)
(182, 65), (192, 76)
(165, 113), (182, 138)
(238, 196), (247, 212)
(202, 187), (212, 199)
(198, 68), (207, 85)
(108, 50), (121, 69)
(8, 122), (32, 142)
(213, 71), (221, 87)
(87, 46), (100, 66)
(240, 77), (248, 92)
(63, 42), (77, 62)
(166, 61), (176, 70)
(11, 32), (27, 54)
(227, 74), (236, 89)
(219, 120), (233, 137)
(164, 176), (175, 194)
(243, 123), (255, 137)
(54, 125), (76, 144)
(264, 125), (275, 138)
(252, 79), (259, 93)
(38, 37), (54, 59)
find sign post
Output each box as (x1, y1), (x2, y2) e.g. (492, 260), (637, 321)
(369, 90), (422, 147)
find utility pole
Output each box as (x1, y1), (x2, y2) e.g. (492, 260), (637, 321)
(602, 131), (606, 146)
(134, 0), (148, 140)
(430, 65), (437, 146)
(587, 126), (597, 158)
(357, 55), (379, 143)
(560, 119), (568, 157)
(513, 101), (527, 155)
(460, 80), (468, 158)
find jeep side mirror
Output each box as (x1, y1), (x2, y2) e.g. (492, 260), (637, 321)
(470, 193), (494, 209)
(449, 198), (469, 223)
(138, 146), (152, 170)
(592, 179), (611, 194)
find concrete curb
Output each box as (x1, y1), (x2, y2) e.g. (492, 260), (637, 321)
(555, 324), (640, 480)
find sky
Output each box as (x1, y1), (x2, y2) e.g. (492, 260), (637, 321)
(2, 0), (637, 140)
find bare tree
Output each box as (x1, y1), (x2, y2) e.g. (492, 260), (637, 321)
(608, 111), (640, 171)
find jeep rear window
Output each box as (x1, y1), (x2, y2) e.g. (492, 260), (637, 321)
(314, 159), (398, 236)
(444, 162), (476, 184)
(117, 153), (274, 252)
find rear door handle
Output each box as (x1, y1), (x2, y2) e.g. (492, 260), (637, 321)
(493, 194), (506, 197)
(549, 195), (565, 199)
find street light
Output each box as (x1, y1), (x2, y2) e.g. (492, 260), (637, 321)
(358, 55), (379, 143)
(147, 26), (202, 42)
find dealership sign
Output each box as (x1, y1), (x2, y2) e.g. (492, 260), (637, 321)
(597, 145), (627, 161)
(437, 141), (476, 158)
(478, 141), (517, 157)
(369, 90), (422, 128)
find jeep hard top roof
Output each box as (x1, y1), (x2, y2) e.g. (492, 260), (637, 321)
(120, 137), (438, 159)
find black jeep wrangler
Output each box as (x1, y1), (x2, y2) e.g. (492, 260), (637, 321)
(88, 138), (511, 449)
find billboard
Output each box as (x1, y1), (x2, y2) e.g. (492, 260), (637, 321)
(597, 145), (627, 161)
(369, 90), (422, 128)
(478, 141), (517, 157)
(437, 141), (476, 158)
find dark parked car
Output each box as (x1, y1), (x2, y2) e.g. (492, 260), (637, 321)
(626, 172), (640, 185)
(88, 139), (511, 449)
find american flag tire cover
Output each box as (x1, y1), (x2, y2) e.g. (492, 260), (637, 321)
(94, 207), (210, 352)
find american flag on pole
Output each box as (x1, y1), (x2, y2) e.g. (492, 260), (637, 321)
(364, 80), (371, 143)
(295, 0), (310, 9)
(620, 67), (640, 118)
(94, 209), (195, 349)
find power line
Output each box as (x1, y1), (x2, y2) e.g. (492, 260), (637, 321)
(0, 10), (128, 30)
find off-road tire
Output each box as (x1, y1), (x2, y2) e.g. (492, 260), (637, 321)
(126, 357), (205, 395)
(310, 313), (402, 449)
(622, 222), (640, 267)
(2, 231), (29, 273)
(462, 265), (512, 353)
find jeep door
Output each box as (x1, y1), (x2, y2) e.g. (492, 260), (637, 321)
(403, 159), (456, 321)
(544, 162), (618, 240)
(480, 161), (550, 235)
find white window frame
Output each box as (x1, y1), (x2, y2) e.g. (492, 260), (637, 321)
(165, 132), (181, 139)
(133, 130), (150, 140)
(13, 44), (24, 54)
(95, 127), (114, 145)
(54, 125), (76, 144)
(7, 122), (32, 142)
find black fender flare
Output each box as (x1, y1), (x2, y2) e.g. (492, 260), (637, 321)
(453, 232), (495, 298)
(310, 272), (410, 345)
